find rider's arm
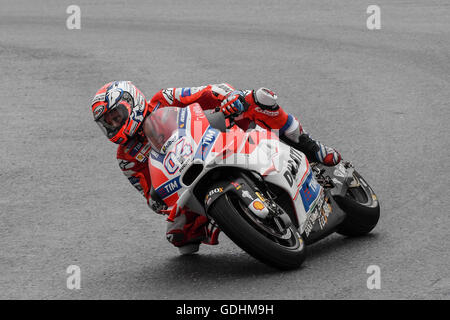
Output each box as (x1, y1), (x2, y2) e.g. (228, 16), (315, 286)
(241, 88), (293, 132)
(148, 83), (236, 110)
(116, 144), (152, 204)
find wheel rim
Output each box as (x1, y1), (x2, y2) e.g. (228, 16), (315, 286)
(346, 173), (370, 205)
(346, 186), (369, 204)
(229, 194), (301, 249)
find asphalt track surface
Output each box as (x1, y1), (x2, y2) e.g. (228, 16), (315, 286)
(1, 0), (449, 300)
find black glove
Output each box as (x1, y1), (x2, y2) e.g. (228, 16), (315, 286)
(149, 187), (167, 214)
(149, 198), (167, 214)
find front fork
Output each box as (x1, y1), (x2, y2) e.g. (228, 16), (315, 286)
(204, 173), (295, 233)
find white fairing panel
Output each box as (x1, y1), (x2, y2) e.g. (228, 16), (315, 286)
(261, 142), (324, 233)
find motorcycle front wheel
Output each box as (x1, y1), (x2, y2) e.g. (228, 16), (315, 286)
(208, 193), (306, 270)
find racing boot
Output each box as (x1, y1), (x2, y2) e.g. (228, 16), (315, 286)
(282, 115), (341, 166)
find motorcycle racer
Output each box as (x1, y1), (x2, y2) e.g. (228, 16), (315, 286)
(91, 81), (341, 254)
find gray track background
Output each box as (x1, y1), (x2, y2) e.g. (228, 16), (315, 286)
(0, 0), (449, 299)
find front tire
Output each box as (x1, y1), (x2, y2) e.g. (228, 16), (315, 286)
(208, 194), (306, 270)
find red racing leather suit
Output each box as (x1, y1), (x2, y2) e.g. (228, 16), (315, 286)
(116, 83), (324, 247)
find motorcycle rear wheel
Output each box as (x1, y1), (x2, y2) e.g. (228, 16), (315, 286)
(335, 170), (380, 237)
(208, 194), (306, 270)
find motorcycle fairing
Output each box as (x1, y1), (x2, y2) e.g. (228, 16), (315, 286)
(148, 104), (323, 234)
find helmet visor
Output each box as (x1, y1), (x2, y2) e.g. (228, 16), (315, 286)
(96, 103), (129, 139)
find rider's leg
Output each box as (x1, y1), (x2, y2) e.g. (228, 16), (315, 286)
(245, 88), (341, 166)
(281, 114), (341, 166)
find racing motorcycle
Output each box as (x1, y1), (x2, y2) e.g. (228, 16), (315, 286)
(144, 104), (380, 270)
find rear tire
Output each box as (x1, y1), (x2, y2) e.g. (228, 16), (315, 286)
(335, 171), (380, 237)
(208, 194), (306, 270)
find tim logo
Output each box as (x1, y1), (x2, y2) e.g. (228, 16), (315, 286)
(164, 180), (179, 193)
(157, 177), (181, 199)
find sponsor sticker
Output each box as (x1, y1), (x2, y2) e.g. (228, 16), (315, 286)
(242, 190), (253, 200)
(231, 182), (241, 190)
(156, 176), (182, 199)
(93, 104), (105, 120)
(194, 128), (219, 160)
(130, 142), (143, 157)
(205, 187), (223, 206)
(208, 187), (223, 197)
(255, 107), (279, 117)
(150, 149), (165, 163)
(252, 201), (265, 211)
(136, 153), (146, 162)
(304, 192), (331, 236)
(255, 192), (266, 202)
(178, 108), (187, 129)
(192, 104), (205, 119)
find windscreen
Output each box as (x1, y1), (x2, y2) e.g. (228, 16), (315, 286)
(145, 107), (180, 153)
